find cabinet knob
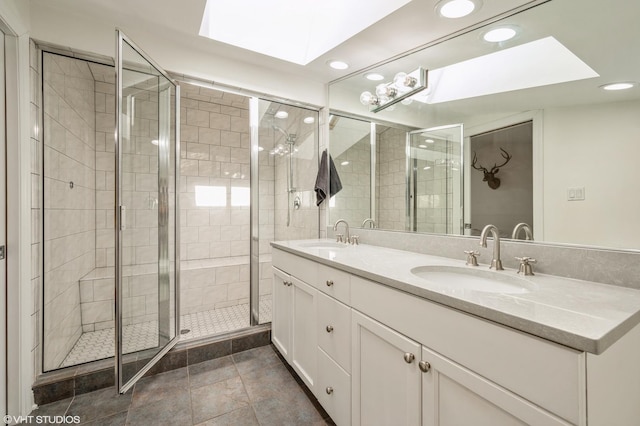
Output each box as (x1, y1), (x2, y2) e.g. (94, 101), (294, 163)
(419, 361), (431, 373)
(403, 352), (415, 364)
(326, 325), (334, 333)
(326, 280), (334, 287)
(326, 386), (334, 395)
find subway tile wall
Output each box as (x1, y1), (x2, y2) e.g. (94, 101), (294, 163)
(376, 127), (406, 231)
(42, 52), (96, 371)
(330, 134), (371, 227)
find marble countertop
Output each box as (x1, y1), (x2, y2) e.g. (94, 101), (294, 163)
(271, 239), (640, 354)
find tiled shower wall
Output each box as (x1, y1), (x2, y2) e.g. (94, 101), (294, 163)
(376, 126), (406, 231)
(179, 84), (252, 315)
(331, 135), (371, 226)
(413, 139), (456, 234)
(42, 52), (96, 371)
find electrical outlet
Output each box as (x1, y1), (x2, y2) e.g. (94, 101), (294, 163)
(567, 187), (585, 201)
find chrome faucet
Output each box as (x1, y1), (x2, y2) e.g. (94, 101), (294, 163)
(333, 219), (350, 244)
(361, 218), (376, 228)
(480, 224), (504, 270)
(511, 223), (533, 240)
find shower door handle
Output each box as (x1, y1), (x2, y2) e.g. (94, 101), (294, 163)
(120, 206), (126, 230)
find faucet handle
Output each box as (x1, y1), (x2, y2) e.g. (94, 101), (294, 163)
(350, 235), (359, 245)
(336, 234), (343, 243)
(464, 250), (480, 266)
(515, 257), (537, 276)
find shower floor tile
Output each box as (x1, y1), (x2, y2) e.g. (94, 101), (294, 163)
(60, 298), (273, 368)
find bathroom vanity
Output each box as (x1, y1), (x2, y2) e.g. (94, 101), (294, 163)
(271, 240), (640, 426)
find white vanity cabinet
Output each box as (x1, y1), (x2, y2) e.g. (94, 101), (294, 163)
(272, 247), (640, 426)
(271, 265), (318, 392)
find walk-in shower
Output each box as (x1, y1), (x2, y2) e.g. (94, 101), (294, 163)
(38, 45), (320, 374)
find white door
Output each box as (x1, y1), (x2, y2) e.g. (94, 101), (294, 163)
(271, 267), (292, 360)
(0, 29), (7, 419)
(351, 310), (421, 426)
(291, 276), (317, 392)
(421, 346), (569, 426)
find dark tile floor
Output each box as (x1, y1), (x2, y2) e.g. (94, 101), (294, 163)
(27, 345), (334, 425)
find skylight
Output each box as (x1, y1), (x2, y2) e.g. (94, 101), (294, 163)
(413, 36), (599, 104)
(199, 0), (412, 65)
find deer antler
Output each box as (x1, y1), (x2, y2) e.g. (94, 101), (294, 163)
(471, 152), (488, 172)
(489, 148), (512, 173)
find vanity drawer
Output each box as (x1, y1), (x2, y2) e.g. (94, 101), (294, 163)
(272, 248), (318, 286)
(351, 276), (585, 425)
(317, 264), (351, 304)
(317, 291), (351, 373)
(317, 347), (351, 426)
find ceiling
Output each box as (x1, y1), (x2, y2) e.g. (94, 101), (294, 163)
(29, 0), (540, 85)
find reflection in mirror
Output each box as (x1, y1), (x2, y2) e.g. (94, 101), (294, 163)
(328, 0), (640, 250)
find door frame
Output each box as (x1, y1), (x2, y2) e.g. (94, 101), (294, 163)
(115, 29), (181, 394)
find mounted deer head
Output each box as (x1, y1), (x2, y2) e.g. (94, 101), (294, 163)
(471, 148), (512, 190)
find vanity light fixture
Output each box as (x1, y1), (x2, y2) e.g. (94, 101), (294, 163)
(600, 82), (637, 91)
(436, 0), (481, 18)
(365, 72), (385, 81)
(483, 26), (519, 43)
(328, 60), (349, 70)
(359, 67), (428, 113)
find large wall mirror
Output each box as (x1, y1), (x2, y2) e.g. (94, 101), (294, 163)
(328, 0), (640, 251)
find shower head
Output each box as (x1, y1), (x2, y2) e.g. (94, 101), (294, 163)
(272, 125), (296, 144)
(272, 125), (289, 138)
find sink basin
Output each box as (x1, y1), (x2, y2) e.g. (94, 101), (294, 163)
(300, 242), (348, 250)
(410, 265), (535, 294)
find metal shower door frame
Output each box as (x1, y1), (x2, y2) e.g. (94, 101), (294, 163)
(115, 29), (181, 394)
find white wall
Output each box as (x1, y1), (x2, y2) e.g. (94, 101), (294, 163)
(28, 1), (326, 107)
(0, 0), (34, 418)
(543, 99), (640, 249)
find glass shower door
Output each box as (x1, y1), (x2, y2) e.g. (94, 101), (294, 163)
(116, 30), (180, 393)
(408, 124), (463, 234)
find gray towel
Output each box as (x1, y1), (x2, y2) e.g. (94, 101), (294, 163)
(315, 149), (342, 206)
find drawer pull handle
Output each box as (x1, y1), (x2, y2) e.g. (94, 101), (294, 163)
(326, 325), (334, 333)
(326, 386), (334, 395)
(403, 353), (415, 364)
(419, 361), (431, 373)
(326, 280), (334, 287)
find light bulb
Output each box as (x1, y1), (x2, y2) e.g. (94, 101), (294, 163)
(393, 72), (408, 87)
(376, 83), (397, 98)
(360, 91), (378, 105)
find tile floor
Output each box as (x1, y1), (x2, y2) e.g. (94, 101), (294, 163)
(29, 345), (334, 426)
(61, 299), (272, 368)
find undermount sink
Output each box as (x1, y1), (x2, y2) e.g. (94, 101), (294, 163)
(300, 241), (348, 250)
(410, 265), (535, 294)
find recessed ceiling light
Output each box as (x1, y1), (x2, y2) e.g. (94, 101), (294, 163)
(303, 116), (315, 124)
(418, 144), (427, 148)
(341, 161), (350, 166)
(365, 73), (385, 81)
(423, 166), (431, 170)
(483, 26), (518, 43)
(328, 60), (349, 70)
(151, 139), (159, 146)
(425, 139), (435, 144)
(275, 111), (288, 119)
(436, 0), (481, 18)
(258, 146), (264, 151)
(600, 82), (637, 91)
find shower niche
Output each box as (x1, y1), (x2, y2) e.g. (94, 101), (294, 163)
(39, 42), (320, 379)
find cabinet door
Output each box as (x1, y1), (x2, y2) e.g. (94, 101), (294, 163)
(421, 346), (571, 426)
(352, 310), (421, 426)
(272, 267), (292, 361)
(291, 276), (318, 392)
